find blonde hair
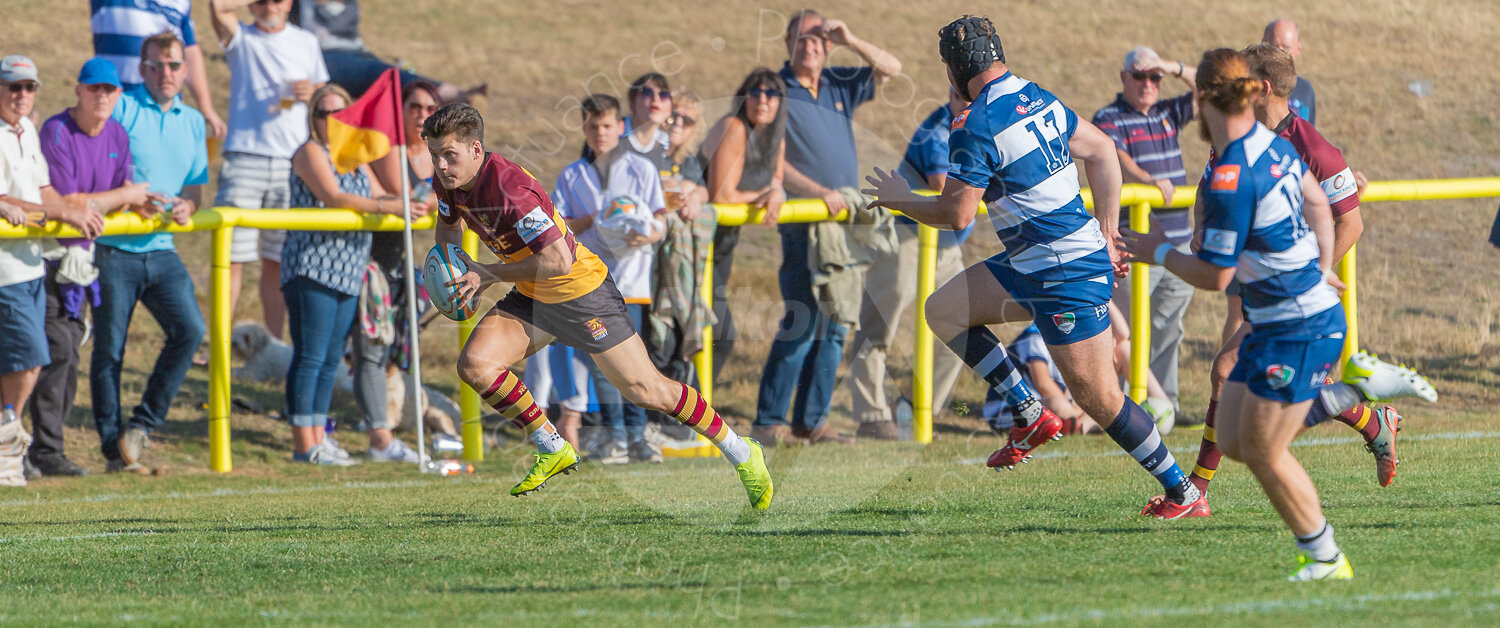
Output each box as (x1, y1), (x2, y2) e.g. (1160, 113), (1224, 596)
(669, 90), (704, 162)
(308, 84), (352, 145)
(1195, 48), (1260, 115)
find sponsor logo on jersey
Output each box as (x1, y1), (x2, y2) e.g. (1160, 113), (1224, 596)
(1015, 97), (1047, 116)
(437, 200), (451, 217)
(1202, 228), (1238, 256)
(1266, 364), (1295, 390)
(516, 207), (555, 243)
(1310, 366), (1332, 387)
(1210, 165), (1241, 190)
(1093, 304), (1109, 320)
(951, 109), (970, 130)
(585, 317), (608, 341)
(1052, 312), (1076, 335)
(1270, 163), (1283, 178)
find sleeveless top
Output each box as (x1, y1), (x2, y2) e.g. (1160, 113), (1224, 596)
(281, 150), (373, 296)
(736, 122), (778, 192)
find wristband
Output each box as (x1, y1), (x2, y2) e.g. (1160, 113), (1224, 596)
(1152, 242), (1174, 266)
(1176, 61), (1184, 77)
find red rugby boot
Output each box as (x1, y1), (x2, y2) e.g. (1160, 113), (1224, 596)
(987, 408), (1064, 470)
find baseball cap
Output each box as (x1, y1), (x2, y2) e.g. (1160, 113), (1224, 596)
(0, 55), (40, 84)
(1123, 47), (1160, 71)
(77, 57), (121, 88)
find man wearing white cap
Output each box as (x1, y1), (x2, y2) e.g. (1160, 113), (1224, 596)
(0, 55), (106, 483)
(1090, 47), (1199, 424)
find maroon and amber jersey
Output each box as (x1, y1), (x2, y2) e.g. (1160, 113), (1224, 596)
(435, 152), (607, 303)
(1272, 114), (1359, 217)
(1199, 114), (1360, 218)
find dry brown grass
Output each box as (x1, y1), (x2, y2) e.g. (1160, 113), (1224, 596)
(4, 0), (1497, 471)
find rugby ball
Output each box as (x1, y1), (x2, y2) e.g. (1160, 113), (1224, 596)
(423, 243), (478, 321)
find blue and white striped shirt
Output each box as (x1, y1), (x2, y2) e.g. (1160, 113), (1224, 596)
(1198, 123), (1341, 326)
(947, 73), (1113, 282)
(90, 0), (199, 87)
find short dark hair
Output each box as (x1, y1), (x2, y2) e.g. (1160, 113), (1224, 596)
(580, 94), (620, 122)
(785, 9), (822, 40)
(401, 80), (441, 106)
(140, 30), (184, 59)
(627, 73), (669, 101)
(423, 103), (485, 144)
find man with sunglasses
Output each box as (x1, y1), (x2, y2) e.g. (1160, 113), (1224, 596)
(89, 0), (227, 138)
(34, 58), (154, 476)
(1089, 46), (1199, 427)
(90, 32), (211, 476)
(210, 0), (328, 341)
(0, 55), (106, 485)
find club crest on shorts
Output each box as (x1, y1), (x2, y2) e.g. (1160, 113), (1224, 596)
(1052, 312), (1076, 335)
(1266, 364), (1295, 390)
(585, 317), (608, 341)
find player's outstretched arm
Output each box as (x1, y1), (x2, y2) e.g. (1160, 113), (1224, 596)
(863, 167), (982, 231)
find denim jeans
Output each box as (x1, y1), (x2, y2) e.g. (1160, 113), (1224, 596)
(90, 246), (206, 460)
(755, 224), (848, 430)
(585, 303), (647, 444)
(284, 277), (358, 427)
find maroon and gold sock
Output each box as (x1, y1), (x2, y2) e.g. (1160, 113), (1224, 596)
(670, 383), (752, 465)
(1189, 399), (1222, 494)
(481, 369), (563, 452)
(1330, 405), (1380, 442)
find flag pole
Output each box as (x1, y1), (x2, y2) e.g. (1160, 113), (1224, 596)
(399, 147), (429, 471)
(387, 73), (430, 471)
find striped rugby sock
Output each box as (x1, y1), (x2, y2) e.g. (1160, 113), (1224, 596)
(1106, 398), (1198, 504)
(1189, 399), (1223, 494)
(1330, 405), (1381, 441)
(671, 383), (750, 466)
(944, 327), (1042, 427)
(482, 369), (565, 453)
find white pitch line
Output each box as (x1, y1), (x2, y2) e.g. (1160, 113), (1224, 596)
(957, 430), (1500, 466)
(0, 478), (500, 510)
(863, 588), (1500, 627)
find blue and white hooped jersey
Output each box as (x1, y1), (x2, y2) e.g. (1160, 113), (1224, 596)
(1198, 123), (1341, 326)
(947, 72), (1113, 282)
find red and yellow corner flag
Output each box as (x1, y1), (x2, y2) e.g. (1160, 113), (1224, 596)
(327, 68), (405, 174)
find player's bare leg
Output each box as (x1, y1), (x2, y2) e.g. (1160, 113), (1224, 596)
(925, 264), (1063, 469)
(457, 309), (575, 496)
(590, 334), (774, 509)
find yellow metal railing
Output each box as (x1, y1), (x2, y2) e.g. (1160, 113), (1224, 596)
(3, 176), (1497, 469)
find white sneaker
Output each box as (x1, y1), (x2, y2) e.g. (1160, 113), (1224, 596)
(1342, 352), (1437, 404)
(432, 433), (464, 455)
(295, 445), (359, 466)
(321, 436), (354, 461)
(369, 439), (421, 463)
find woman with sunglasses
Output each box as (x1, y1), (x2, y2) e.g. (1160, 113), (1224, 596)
(282, 84), (416, 465)
(621, 73), (674, 170)
(701, 68), (788, 387)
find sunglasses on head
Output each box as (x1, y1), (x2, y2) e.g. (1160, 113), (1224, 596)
(143, 60), (184, 73)
(747, 87), (782, 99)
(4, 81), (38, 94)
(637, 87), (671, 101)
(313, 107), (344, 119)
(1131, 72), (1164, 83)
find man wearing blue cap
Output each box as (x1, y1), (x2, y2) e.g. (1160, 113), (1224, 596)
(35, 57), (151, 475)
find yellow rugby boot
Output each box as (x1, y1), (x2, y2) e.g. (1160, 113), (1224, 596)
(510, 441), (580, 496)
(736, 438), (774, 510)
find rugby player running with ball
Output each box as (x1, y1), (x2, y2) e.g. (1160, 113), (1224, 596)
(865, 16), (1205, 514)
(424, 104), (773, 508)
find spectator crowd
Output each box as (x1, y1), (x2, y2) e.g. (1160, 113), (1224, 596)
(0, 2), (1328, 483)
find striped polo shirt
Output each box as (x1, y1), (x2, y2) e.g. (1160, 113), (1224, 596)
(1091, 93), (1194, 184)
(90, 0), (199, 87)
(947, 72), (1113, 282)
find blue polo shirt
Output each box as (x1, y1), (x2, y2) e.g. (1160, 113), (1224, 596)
(102, 84), (209, 252)
(897, 104), (973, 247)
(779, 62), (875, 193)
